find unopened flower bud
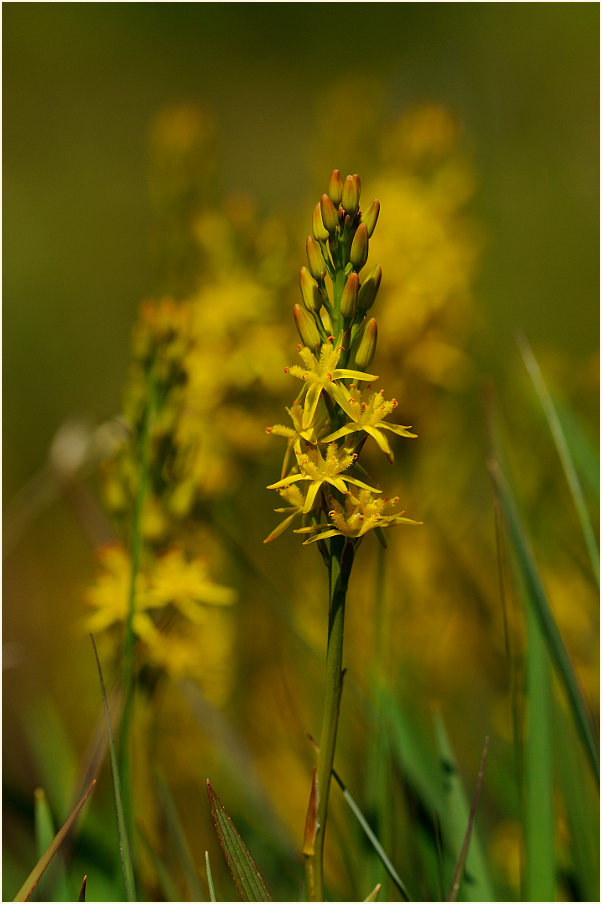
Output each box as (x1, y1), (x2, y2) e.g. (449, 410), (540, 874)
(342, 174), (360, 214)
(355, 317), (377, 370)
(299, 267), (322, 313)
(328, 169), (343, 205)
(293, 304), (321, 350)
(320, 306), (333, 335)
(361, 199), (380, 237)
(320, 194), (339, 233)
(340, 272), (359, 319)
(357, 264), (382, 312)
(312, 203), (329, 241)
(349, 223), (369, 270)
(306, 236), (326, 280)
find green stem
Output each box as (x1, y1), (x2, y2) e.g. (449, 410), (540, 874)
(308, 536), (354, 901)
(119, 362), (156, 853)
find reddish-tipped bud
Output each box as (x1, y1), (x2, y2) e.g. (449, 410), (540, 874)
(355, 317), (377, 370)
(299, 266), (322, 313)
(328, 169), (343, 205)
(342, 174), (360, 214)
(349, 223), (369, 270)
(320, 193), (339, 233)
(340, 272), (359, 319)
(312, 202), (329, 241)
(306, 236), (326, 280)
(361, 199), (380, 237)
(293, 304), (321, 350)
(358, 264), (382, 312)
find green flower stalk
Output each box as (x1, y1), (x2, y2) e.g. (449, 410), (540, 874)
(265, 171), (420, 901)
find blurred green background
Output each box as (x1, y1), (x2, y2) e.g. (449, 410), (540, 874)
(3, 4), (599, 902)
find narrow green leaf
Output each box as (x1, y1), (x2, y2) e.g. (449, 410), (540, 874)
(154, 769), (203, 901)
(517, 332), (599, 587)
(206, 851), (217, 903)
(13, 779), (96, 902)
(446, 737), (490, 902)
(488, 460), (600, 785)
(331, 767), (412, 901)
(90, 634), (137, 901)
(523, 604), (555, 901)
(206, 780), (272, 902)
(34, 788), (71, 902)
(77, 875), (88, 902)
(434, 715), (494, 902)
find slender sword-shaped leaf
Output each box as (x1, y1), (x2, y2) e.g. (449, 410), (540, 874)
(435, 715), (494, 902)
(206, 780), (272, 902)
(523, 605), (555, 901)
(154, 769), (203, 901)
(77, 875), (88, 902)
(517, 331), (599, 587)
(34, 787), (70, 902)
(90, 634), (137, 901)
(446, 737), (490, 902)
(364, 882), (382, 901)
(13, 779), (96, 902)
(488, 460), (600, 785)
(206, 851), (217, 903)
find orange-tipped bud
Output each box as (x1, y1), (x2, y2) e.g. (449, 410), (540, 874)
(328, 169), (343, 205)
(349, 223), (369, 270)
(340, 272), (359, 319)
(312, 202), (329, 241)
(342, 174), (360, 213)
(294, 304), (322, 350)
(306, 236), (326, 280)
(361, 199), (380, 237)
(358, 264), (382, 312)
(299, 266), (322, 312)
(355, 317), (377, 369)
(320, 193), (339, 233)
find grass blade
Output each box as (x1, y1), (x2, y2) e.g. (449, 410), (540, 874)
(206, 780), (273, 902)
(364, 882), (382, 901)
(90, 633), (137, 901)
(137, 826), (181, 903)
(13, 779), (96, 902)
(331, 766), (412, 901)
(488, 459), (600, 785)
(517, 332), (599, 587)
(523, 603), (555, 901)
(434, 715), (494, 902)
(206, 851), (217, 903)
(34, 787), (70, 901)
(446, 736), (490, 902)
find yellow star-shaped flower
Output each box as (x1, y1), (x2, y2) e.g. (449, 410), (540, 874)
(294, 489), (420, 543)
(324, 384), (416, 462)
(267, 442), (380, 513)
(285, 341), (378, 430)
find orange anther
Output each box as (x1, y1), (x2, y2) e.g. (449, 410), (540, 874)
(284, 367), (289, 373)
(265, 427), (273, 434)
(327, 335), (335, 342)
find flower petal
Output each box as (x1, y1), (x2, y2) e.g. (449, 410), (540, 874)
(267, 474), (304, 490)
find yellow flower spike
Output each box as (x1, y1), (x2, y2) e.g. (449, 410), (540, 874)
(285, 340), (378, 430)
(320, 193), (340, 234)
(340, 272), (359, 320)
(267, 442), (380, 513)
(350, 223), (369, 270)
(328, 168), (343, 206)
(306, 235), (327, 280)
(354, 317), (378, 370)
(312, 202), (330, 242)
(361, 199), (380, 238)
(357, 265), (382, 313)
(342, 173), (360, 214)
(299, 267), (323, 313)
(324, 384), (416, 463)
